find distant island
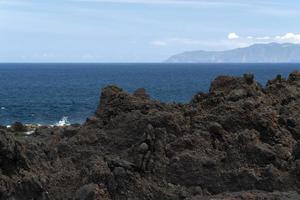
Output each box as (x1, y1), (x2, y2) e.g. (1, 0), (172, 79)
(166, 43), (300, 63)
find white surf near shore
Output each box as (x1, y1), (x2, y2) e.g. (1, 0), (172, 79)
(54, 116), (71, 127)
(5, 117), (71, 130)
(25, 130), (35, 135)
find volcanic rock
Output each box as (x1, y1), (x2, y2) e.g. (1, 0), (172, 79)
(11, 122), (27, 132)
(1, 71), (300, 199)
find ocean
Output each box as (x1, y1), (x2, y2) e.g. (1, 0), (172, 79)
(0, 63), (299, 125)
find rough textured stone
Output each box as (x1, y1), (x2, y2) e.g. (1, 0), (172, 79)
(1, 71), (300, 199)
(11, 122), (27, 132)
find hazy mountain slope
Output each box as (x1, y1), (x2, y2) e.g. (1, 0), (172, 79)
(166, 43), (300, 63)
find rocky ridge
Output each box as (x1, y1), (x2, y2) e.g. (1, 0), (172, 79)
(1, 71), (300, 199)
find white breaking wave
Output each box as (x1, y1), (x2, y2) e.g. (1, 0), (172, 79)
(55, 116), (70, 127)
(25, 131), (35, 135)
(1, 107), (5, 110)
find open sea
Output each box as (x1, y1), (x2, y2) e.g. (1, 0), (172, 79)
(0, 63), (300, 125)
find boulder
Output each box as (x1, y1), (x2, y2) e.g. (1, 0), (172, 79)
(11, 122), (27, 132)
(133, 88), (150, 99)
(288, 70), (300, 82)
(75, 184), (111, 200)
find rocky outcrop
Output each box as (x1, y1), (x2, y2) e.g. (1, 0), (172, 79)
(1, 71), (300, 199)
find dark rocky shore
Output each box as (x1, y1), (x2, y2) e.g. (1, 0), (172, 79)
(1, 71), (300, 200)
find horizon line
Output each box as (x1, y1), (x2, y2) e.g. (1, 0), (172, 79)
(1, 62), (300, 64)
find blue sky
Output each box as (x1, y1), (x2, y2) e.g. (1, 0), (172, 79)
(1, 0), (300, 62)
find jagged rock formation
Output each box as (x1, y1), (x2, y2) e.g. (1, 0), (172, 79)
(1, 71), (300, 199)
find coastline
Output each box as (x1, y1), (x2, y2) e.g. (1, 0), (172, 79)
(1, 117), (81, 139)
(1, 63), (300, 126)
(1, 71), (300, 199)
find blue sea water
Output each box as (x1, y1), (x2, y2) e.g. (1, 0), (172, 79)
(0, 63), (300, 125)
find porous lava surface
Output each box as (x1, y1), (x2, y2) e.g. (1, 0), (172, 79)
(1, 71), (300, 200)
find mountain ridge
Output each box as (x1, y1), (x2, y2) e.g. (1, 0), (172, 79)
(166, 43), (300, 63)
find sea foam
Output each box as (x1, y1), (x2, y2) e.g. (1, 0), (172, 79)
(55, 116), (70, 127)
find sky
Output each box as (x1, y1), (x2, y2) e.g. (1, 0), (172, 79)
(1, 0), (300, 62)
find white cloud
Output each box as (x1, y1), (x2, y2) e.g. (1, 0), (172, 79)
(277, 33), (300, 43)
(168, 38), (203, 45)
(232, 32), (300, 44)
(256, 36), (271, 40)
(228, 32), (239, 40)
(151, 40), (168, 47)
(150, 37), (205, 47)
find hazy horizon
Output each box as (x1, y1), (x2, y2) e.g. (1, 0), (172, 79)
(1, 0), (300, 62)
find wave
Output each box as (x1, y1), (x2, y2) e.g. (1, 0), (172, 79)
(54, 116), (70, 127)
(4, 117), (72, 128)
(25, 130), (35, 135)
(1, 107), (5, 110)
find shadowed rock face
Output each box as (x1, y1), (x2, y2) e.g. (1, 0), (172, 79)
(1, 71), (300, 200)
